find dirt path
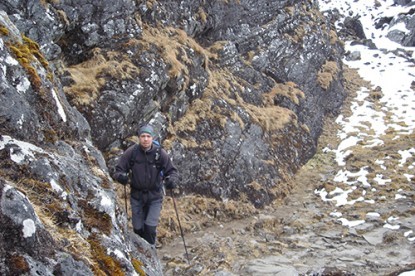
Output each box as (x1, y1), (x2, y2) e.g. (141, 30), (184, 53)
(158, 132), (342, 273)
(157, 68), (415, 275)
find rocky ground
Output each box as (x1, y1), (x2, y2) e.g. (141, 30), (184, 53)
(147, 66), (415, 275)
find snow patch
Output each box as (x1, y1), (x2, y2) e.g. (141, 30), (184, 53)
(22, 219), (36, 238)
(16, 77), (31, 94)
(51, 88), (67, 122)
(0, 135), (46, 164)
(338, 218), (365, 228)
(50, 178), (67, 200)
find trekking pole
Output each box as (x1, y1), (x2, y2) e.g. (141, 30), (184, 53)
(124, 185), (129, 220)
(170, 190), (190, 264)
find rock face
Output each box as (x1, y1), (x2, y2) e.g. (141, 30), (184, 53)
(1, 0), (346, 274)
(330, 0), (415, 48)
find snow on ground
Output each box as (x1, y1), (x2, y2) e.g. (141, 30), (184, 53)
(317, 0), (415, 243)
(319, 0), (415, 57)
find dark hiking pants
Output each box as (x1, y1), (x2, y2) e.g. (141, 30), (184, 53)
(130, 189), (163, 245)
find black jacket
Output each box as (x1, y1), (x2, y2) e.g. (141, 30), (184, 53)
(114, 143), (178, 191)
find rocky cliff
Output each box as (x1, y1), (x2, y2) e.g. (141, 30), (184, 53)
(0, 0), (345, 274)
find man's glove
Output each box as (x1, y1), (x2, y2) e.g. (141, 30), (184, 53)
(164, 177), (176, 190)
(117, 173), (129, 185)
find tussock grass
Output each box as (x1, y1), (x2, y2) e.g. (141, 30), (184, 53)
(165, 69), (297, 148)
(264, 81), (305, 105)
(0, 24), (10, 36)
(88, 234), (125, 275)
(5, 33), (51, 92)
(64, 48), (140, 106)
(142, 26), (211, 78)
(198, 7), (208, 23)
(64, 25), (212, 107)
(317, 60), (339, 90)
(329, 29), (339, 45)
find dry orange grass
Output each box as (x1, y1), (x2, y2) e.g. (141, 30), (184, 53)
(64, 48), (140, 106)
(317, 60), (339, 90)
(165, 69), (298, 148)
(264, 81), (305, 106)
(141, 26), (211, 81)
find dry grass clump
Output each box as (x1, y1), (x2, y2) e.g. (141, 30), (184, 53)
(88, 234), (124, 275)
(343, 66), (370, 97)
(64, 25), (212, 107)
(249, 214), (282, 234)
(141, 26), (211, 83)
(207, 40), (228, 61)
(0, 24), (10, 36)
(171, 98), (215, 133)
(22, 35), (49, 69)
(317, 60), (339, 90)
(131, 258), (146, 276)
(5, 33), (51, 92)
(284, 5), (331, 44)
(264, 81), (305, 106)
(329, 29), (339, 45)
(33, 206), (96, 270)
(291, 25), (306, 43)
(247, 105), (296, 132)
(221, 0), (241, 4)
(246, 181), (263, 191)
(78, 197), (112, 235)
(166, 68), (297, 148)
(198, 7), (208, 23)
(64, 48), (140, 106)
(145, 0), (157, 10)
(285, 6), (295, 16)
(383, 231), (403, 244)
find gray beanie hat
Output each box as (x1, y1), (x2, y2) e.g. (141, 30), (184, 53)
(138, 125), (154, 136)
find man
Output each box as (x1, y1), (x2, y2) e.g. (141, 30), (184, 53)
(113, 124), (178, 246)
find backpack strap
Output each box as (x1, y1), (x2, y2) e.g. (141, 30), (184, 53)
(129, 144), (139, 170)
(154, 144), (162, 171)
(129, 143), (163, 173)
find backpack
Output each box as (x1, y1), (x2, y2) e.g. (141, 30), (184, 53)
(129, 140), (163, 177)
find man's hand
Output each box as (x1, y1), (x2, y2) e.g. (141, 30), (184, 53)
(164, 177), (176, 190)
(117, 173), (129, 185)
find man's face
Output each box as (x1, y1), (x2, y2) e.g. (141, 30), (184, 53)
(139, 133), (153, 149)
